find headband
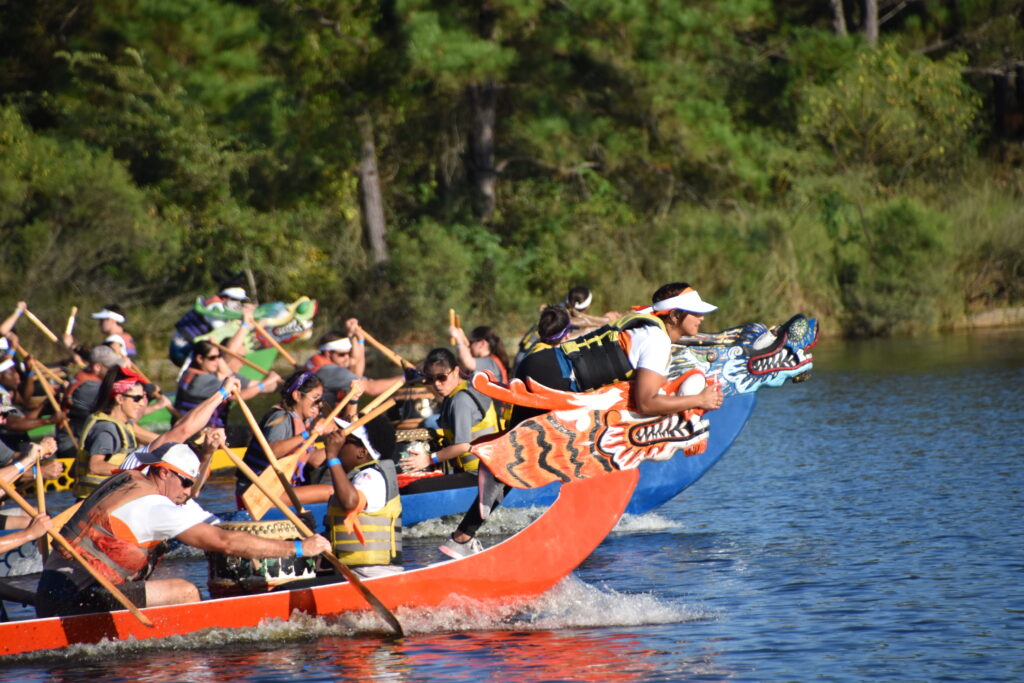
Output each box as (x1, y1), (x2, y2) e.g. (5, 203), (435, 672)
(287, 370), (316, 394)
(320, 338), (353, 353)
(633, 288), (717, 316)
(572, 291), (593, 311)
(540, 318), (573, 344)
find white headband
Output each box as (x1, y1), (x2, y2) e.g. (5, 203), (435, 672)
(91, 309), (126, 324)
(0, 358), (14, 373)
(635, 288), (717, 315)
(321, 338), (353, 353)
(333, 419), (381, 460)
(220, 287), (249, 301)
(573, 292), (593, 311)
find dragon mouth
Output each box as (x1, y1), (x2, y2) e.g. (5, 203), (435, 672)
(625, 412), (709, 447)
(749, 346), (813, 376)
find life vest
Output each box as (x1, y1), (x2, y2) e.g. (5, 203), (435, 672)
(73, 413), (138, 499)
(304, 353), (332, 372)
(61, 470), (168, 585)
(326, 460), (402, 566)
(63, 370), (103, 412)
(438, 381), (501, 473)
(556, 313), (666, 391)
(174, 366), (228, 427)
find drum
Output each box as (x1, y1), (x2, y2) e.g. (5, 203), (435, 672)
(206, 520), (317, 598)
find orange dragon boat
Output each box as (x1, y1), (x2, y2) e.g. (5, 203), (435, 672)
(0, 468), (638, 656)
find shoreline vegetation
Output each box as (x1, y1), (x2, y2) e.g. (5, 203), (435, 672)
(2, 2), (1022, 354)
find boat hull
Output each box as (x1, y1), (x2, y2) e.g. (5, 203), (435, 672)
(0, 468), (638, 656)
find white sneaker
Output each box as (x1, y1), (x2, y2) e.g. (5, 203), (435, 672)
(439, 535), (484, 560)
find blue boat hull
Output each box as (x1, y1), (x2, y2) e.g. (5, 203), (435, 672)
(257, 392), (757, 529)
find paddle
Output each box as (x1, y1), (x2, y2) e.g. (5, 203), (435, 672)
(251, 320), (298, 367)
(8, 339), (66, 387)
(0, 479), (154, 627)
(34, 456), (48, 561)
(449, 309), (457, 345)
(28, 357), (79, 450)
(239, 390), (398, 520)
(223, 444), (404, 636)
(359, 329), (417, 370)
(65, 306), (78, 337)
(21, 307), (60, 345)
(209, 340), (270, 375)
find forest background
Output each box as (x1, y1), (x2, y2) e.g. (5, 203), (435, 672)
(2, 0), (1023, 364)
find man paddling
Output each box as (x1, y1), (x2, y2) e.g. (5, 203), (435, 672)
(36, 441), (331, 617)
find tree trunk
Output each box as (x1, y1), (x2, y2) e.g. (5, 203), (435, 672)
(468, 82), (498, 221)
(864, 0), (879, 46)
(357, 111), (388, 265)
(829, 0), (848, 36)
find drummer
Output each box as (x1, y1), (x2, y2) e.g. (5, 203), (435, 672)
(35, 442), (332, 617)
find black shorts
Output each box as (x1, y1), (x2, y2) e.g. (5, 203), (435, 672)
(35, 569), (148, 618)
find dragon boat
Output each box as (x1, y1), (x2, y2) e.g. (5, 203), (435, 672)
(252, 314), (818, 529)
(0, 467), (638, 656)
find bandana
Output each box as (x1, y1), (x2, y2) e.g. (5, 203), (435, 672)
(572, 291), (593, 311)
(111, 368), (144, 396)
(320, 338), (353, 353)
(287, 370), (316, 394)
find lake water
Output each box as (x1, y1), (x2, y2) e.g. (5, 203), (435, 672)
(3, 328), (1023, 681)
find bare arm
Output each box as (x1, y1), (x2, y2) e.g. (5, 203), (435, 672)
(629, 368), (723, 415)
(176, 522), (330, 559)
(449, 326), (477, 371)
(323, 432), (360, 510)
(155, 376), (242, 447)
(346, 319), (366, 377)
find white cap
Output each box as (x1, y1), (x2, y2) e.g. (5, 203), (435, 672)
(105, 334), (128, 351)
(91, 309), (126, 324)
(636, 287), (717, 316)
(320, 337), (353, 353)
(124, 442), (200, 479)
(219, 287), (249, 302)
(333, 419), (381, 460)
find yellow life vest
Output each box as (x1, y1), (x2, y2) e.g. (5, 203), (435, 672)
(73, 413), (137, 500)
(326, 460), (402, 567)
(557, 312), (667, 391)
(439, 381), (501, 473)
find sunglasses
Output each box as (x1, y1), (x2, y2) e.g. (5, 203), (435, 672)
(175, 473), (195, 489)
(123, 393), (147, 403)
(423, 369), (455, 384)
(204, 354), (222, 360)
(305, 394), (324, 404)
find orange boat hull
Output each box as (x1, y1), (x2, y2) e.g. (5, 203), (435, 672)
(0, 468), (638, 656)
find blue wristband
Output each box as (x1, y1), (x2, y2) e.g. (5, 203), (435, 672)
(217, 387), (230, 400)
(431, 454), (440, 465)
(326, 457), (341, 468)
(294, 539), (303, 558)
(301, 430), (310, 440)
(13, 461), (25, 474)
(26, 371), (34, 377)
(4, 349), (13, 356)
(358, 339), (365, 345)
(257, 381), (266, 392)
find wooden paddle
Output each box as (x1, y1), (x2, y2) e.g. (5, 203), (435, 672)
(21, 307), (60, 345)
(9, 339), (66, 387)
(0, 479), (154, 627)
(65, 306), (78, 337)
(251, 320), (298, 366)
(28, 357), (79, 450)
(359, 329), (416, 370)
(223, 447), (404, 636)
(449, 309), (457, 345)
(240, 393), (397, 521)
(209, 340), (269, 375)
(34, 456), (48, 560)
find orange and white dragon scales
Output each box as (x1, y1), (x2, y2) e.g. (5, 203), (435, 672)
(468, 370), (712, 489)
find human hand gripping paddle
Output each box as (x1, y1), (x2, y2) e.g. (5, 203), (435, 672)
(226, 392), (404, 636)
(26, 356), (78, 451)
(0, 477), (154, 627)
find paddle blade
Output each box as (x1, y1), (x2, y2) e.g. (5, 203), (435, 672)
(240, 453), (302, 521)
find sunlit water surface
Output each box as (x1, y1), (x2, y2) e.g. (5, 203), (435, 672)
(3, 329), (1022, 681)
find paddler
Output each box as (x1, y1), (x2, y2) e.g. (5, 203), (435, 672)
(0, 440), (59, 535)
(436, 282), (726, 559)
(306, 320), (404, 412)
(169, 280), (251, 366)
(35, 441), (332, 617)
(56, 344), (130, 458)
(322, 419), (403, 578)
(87, 305), (137, 358)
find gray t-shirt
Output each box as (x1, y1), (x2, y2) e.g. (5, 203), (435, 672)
(83, 421), (125, 456)
(315, 365), (361, 410)
(439, 388), (491, 445)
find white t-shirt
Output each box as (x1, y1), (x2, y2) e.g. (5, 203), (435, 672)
(351, 467), (387, 512)
(624, 326), (673, 375)
(108, 496), (219, 547)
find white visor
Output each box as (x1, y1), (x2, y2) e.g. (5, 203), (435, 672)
(321, 338), (353, 353)
(220, 287), (250, 302)
(333, 419), (381, 460)
(91, 309), (126, 324)
(0, 358), (14, 374)
(105, 334), (128, 350)
(636, 288), (717, 315)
